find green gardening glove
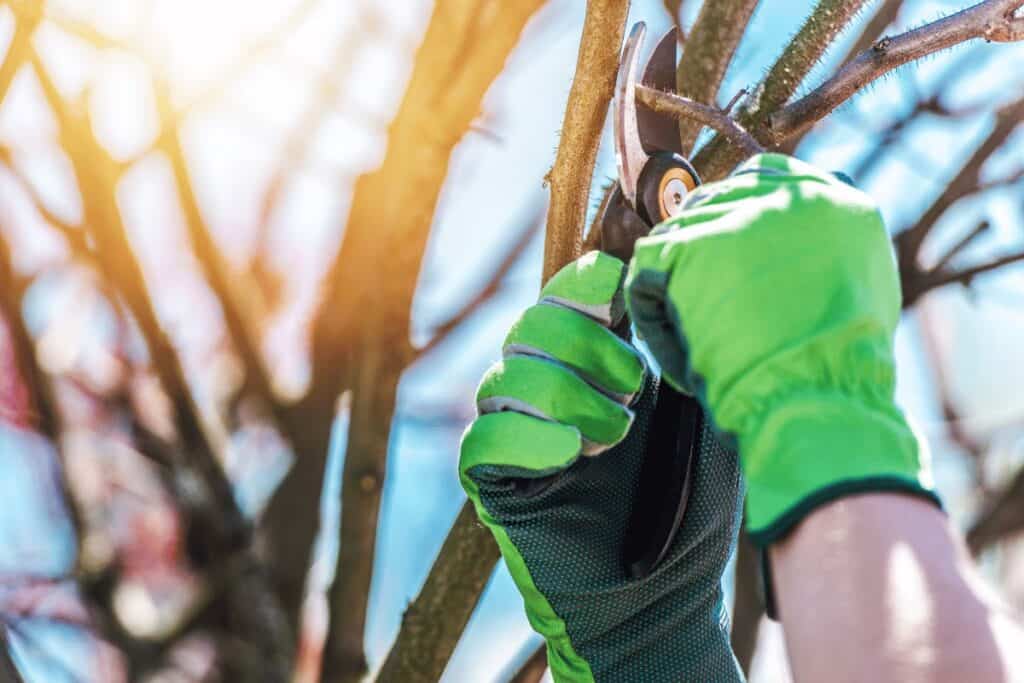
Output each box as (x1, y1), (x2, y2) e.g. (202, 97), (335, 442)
(626, 153), (940, 547)
(459, 251), (744, 682)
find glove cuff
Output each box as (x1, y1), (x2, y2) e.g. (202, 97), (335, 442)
(742, 391), (941, 547)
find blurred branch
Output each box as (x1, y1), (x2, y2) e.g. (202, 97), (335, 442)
(896, 96), (1024, 297)
(0, 624), (24, 683)
(129, 0), (321, 164)
(0, 153), (92, 262)
(541, 0), (630, 283)
(152, 79), (283, 429)
(0, 4), (39, 101)
(7, 0), (128, 51)
(662, 0), (687, 39)
(674, 0), (759, 153)
(730, 528), (763, 676)
(506, 644), (548, 683)
(693, 0), (871, 180)
(636, 86), (764, 155)
(0, 229), (58, 437)
(968, 466), (1024, 553)
(769, 0), (1024, 143)
(28, 51), (293, 681)
(253, 10), (379, 261)
(376, 503), (500, 683)
(253, 3), (546, 681)
(907, 248), (1024, 304)
(413, 203), (544, 362)
(850, 49), (984, 181)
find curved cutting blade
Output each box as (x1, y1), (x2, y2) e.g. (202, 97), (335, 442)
(638, 28), (683, 157)
(614, 22), (647, 208)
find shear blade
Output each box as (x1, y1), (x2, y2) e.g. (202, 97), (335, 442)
(613, 22), (648, 208)
(637, 28), (683, 157)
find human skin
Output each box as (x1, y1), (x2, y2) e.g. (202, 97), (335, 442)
(771, 493), (1024, 683)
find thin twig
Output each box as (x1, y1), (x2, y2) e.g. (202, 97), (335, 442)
(770, 0), (1024, 142)
(636, 86), (764, 155)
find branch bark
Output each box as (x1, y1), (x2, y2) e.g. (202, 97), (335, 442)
(542, 0), (630, 282)
(770, 0), (1024, 142)
(376, 503), (500, 682)
(506, 643), (548, 683)
(378, 4), (637, 676)
(693, 0), (870, 180)
(673, 0), (760, 153)
(777, 0), (908, 155)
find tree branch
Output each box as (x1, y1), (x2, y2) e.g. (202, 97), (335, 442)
(968, 464), (1024, 553)
(693, 0), (871, 180)
(0, 625), (26, 683)
(770, 0), (1024, 142)
(673, 0), (760, 153)
(375, 503), (500, 683)
(777, 0), (908, 155)
(29, 51), (293, 681)
(309, 4), (547, 681)
(541, 0), (630, 283)
(506, 643), (548, 683)
(636, 86), (764, 155)
(896, 96), (1024, 276)
(151, 79), (283, 429)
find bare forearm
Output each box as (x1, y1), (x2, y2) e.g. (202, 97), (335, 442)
(771, 493), (1024, 683)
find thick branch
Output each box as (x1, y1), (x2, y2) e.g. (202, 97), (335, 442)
(770, 0), (1024, 142)
(778, 0), (908, 155)
(636, 86), (764, 155)
(542, 0), (630, 283)
(311, 4), (547, 681)
(674, 0), (760, 153)
(376, 503), (500, 682)
(506, 644), (548, 683)
(693, 0), (870, 180)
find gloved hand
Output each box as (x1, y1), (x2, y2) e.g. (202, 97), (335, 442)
(459, 251), (744, 682)
(626, 153), (940, 547)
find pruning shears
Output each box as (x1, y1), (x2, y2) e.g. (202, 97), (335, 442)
(599, 22), (706, 579)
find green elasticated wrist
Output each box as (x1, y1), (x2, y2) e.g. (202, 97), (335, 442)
(742, 392), (939, 544)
